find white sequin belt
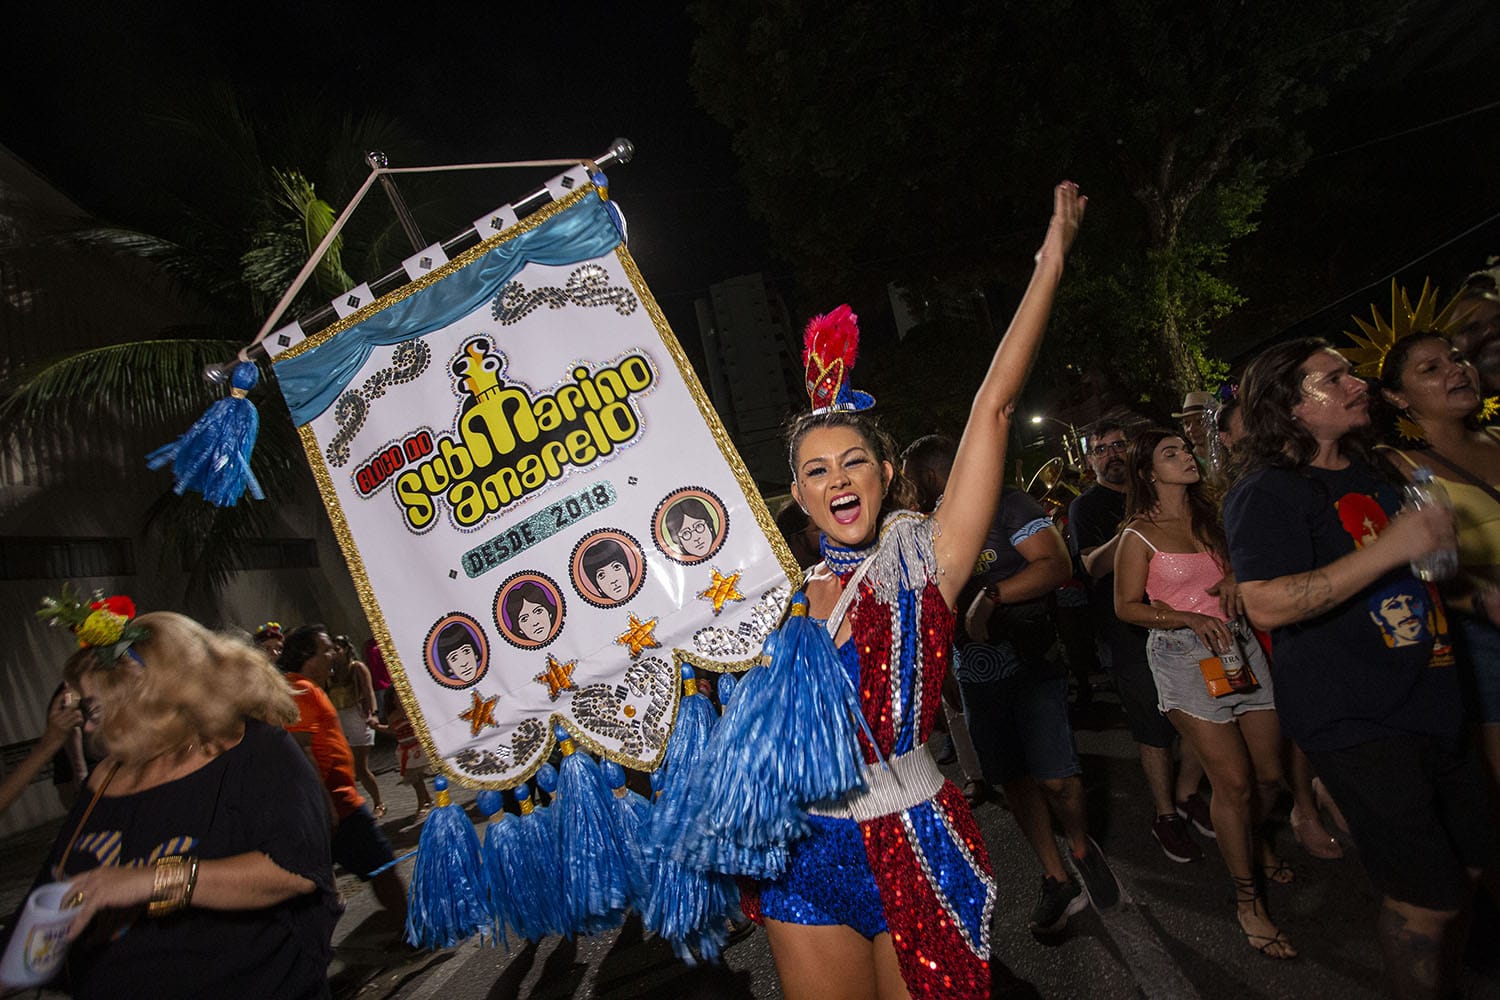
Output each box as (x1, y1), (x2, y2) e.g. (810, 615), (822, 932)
(806, 746), (947, 824)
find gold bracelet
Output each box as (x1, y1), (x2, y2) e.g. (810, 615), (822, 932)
(148, 855), (193, 917)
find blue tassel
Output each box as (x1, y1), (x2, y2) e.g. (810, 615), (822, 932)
(475, 790), (519, 948)
(504, 782), (568, 940)
(405, 776), (493, 949)
(716, 672), (738, 708)
(554, 725), (632, 935)
(600, 760), (653, 911)
(147, 361), (264, 506)
(677, 594), (868, 878)
(643, 666), (740, 964)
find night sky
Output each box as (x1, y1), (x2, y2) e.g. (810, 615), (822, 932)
(5, 2), (1500, 397)
(1, 1), (775, 349)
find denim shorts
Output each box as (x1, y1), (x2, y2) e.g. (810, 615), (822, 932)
(1452, 612), (1500, 725)
(960, 667), (1081, 786)
(1146, 622), (1276, 725)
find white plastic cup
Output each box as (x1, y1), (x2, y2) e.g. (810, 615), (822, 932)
(0, 881), (77, 988)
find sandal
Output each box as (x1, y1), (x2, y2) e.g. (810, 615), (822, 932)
(1260, 858), (1295, 885)
(1233, 875), (1297, 960)
(373, 802), (387, 819)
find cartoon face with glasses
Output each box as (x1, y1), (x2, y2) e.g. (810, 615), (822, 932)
(665, 497), (718, 558)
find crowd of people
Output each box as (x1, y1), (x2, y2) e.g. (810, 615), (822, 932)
(6, 183), (1498, 1000)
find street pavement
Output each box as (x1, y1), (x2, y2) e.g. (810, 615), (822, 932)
(5, 694), (1498, 1000)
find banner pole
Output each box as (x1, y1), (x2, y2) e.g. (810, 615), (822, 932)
(226, 138), (635, 370)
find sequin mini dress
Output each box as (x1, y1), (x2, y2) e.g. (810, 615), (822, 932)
(757, 513), (997, 999)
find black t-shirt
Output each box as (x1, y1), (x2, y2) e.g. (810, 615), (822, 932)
(45, 718), (338, 1000)
(1067, 484), (1128, 621)
(1224, 461), (1461, 752)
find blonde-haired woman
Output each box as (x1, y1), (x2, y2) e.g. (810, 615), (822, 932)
(44, 610), (338, 1000)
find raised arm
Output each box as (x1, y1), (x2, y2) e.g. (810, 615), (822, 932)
(0, 693), (82, 815)
(932, 182), (1085, 603)
(1239, 504), (1453, 629)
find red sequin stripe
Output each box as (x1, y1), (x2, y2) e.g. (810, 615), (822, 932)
(851, 583), (896, 762)
(861, 814), (990, 1000)
(916, 584), (955, 740)
(736, 877), (763, 924)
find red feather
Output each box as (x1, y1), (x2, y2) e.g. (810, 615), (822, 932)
(802, 304), (860, 369)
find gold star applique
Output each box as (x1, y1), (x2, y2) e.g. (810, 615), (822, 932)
(615, 614), (661, 658)
(459, 690), (499, 736)
(535, 655), (577, 701)
(697, 568), (745, 615)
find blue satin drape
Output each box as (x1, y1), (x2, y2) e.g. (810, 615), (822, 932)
(275, 192), (623, 427)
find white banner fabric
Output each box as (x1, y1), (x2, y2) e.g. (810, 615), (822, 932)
(275, 187), (794, 788)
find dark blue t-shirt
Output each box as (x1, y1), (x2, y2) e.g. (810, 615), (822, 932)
(1224, 461), (1460, 751)
(958, 490), (1062, 682)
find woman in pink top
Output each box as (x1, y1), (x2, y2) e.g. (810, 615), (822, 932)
(1114, 428), (1292, 959)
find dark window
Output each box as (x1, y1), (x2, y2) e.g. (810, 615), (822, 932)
(0, 537), (135, 580)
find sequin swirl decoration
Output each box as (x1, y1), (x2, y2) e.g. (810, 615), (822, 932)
(325, 340), (432, 466)
(568, 655), (674, 760)
(692, 584), (789, 658)
(451, 717), (547, 778)
(491, 263), (639, 325)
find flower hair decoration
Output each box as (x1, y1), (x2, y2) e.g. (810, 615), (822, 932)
(1341, 278), (1463, 378)
(37, 583), (150, 665)
(803, 304), (876, 414)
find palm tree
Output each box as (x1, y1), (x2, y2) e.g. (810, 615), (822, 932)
(0, 88), (426, 601)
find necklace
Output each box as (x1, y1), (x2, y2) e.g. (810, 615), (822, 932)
(820, 534), (877, 580)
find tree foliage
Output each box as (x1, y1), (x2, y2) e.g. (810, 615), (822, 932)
(690, 0), (1407, 412)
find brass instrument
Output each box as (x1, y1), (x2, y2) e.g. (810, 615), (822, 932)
(1024, 456), (1081, 512)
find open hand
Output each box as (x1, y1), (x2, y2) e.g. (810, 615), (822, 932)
(1037, 181), (1087, 266)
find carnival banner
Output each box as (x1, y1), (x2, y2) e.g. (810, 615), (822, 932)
(271, 181), (794, 788)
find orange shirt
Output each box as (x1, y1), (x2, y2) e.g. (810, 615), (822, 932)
(285, 673), (364, 819)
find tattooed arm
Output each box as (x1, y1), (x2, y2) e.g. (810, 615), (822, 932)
(1239, 504), (1455, 629)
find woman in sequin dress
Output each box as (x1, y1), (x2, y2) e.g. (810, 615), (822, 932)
(1113, 428), (1292, 959)
(757, 182), (1085, 1000)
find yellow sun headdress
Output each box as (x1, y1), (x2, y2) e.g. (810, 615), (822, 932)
(1341, 278), (1463, 379)
(1342, 278), (1499, 441)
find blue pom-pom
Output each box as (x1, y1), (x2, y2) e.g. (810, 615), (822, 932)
(676, 600), (868, 878)
(406, 784), (493, 949)
(147, 361), (264, 506)
(600, 761), (653, 910)
(483, 784), (566, 942)
(642, 669), (739, 963)
(555, 732), (632, 935)
(476, 790), (503, 817)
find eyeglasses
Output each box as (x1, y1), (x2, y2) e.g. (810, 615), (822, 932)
(676, 520), (712, 542)
(1090, 441), (1128, 456)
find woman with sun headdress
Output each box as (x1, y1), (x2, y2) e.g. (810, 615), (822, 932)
(1365, 288), (1500, 799)
(680, 182), (1084, 1000)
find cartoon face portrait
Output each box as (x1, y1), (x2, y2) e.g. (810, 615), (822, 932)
(425, 614), (489, 689)
(1369, 583), (1430, 648)
(494, 572), (566, 649)
(571, 530), (646, 608)
(653, 488), (729, 565)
